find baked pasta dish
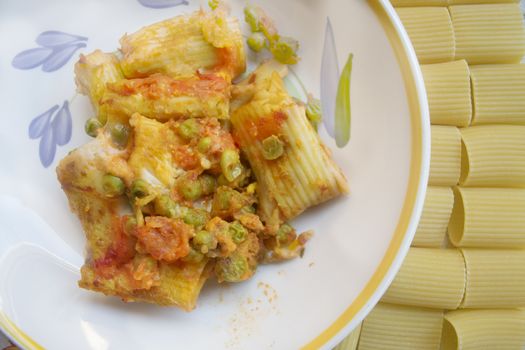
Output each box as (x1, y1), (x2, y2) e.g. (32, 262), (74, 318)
(57, 6), (348, 311)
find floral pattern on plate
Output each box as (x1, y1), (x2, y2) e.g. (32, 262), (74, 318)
(137, 0), (188, 8)
(12, 31), (87, 72)
(28, 102), (72, 168)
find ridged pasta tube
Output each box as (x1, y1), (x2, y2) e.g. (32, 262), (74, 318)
(231, 63), (348, 229)
(119, 10), (245, 80)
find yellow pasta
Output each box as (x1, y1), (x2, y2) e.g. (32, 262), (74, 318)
(470, 64), (525, 125)
(390, 0), (448, 6)
(429, 126), (461, 186)
(449, 4), (525, 64)
(358, 303), (444, 350)
(333, 323), (361, 350)
(448, 187), (525, 248)
(442, 309), (525, 350)
(460, 249), (525, 308)
(102, 74), (231, 121)
(412, 187), (453, 248)
(382, 248), (465, 309)
(395, 8), (455, 64)
(450, 0), (519, 3)
(119, 10), (245, 80)
(420, 60), (471, 127)
(231, 63), (348, 230)
(460, 125), (525, 187)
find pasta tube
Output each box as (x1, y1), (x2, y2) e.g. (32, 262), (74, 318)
(333, 323), (361, 350)
(460, 249), (525, 308)
(74, 50), (124, 123)
(449, 4), (525, 64)
(390, 0), (448, 6)
(382, 248), (465, 309)
(449, 187), (525, 248)
(119, 11), (245, 80)
(460, 125), (525, 187)
(395, 8), (455, 64)
(231, 62), (348, 229)
(429, 126), (461, 186)
(470, 64), (525, 125)
(358, 303), (444, 350)
(442, 309), (525, 350)
(102, 73), (230, 121)
(412, 186), (453, 248)
(420, 60), (471, 127)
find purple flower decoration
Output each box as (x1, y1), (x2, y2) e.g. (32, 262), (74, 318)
(12, 31), (88, 72)
(320, 18), (339, 138)
(137, 0), (188, 8)
(29, 101), (72, 167)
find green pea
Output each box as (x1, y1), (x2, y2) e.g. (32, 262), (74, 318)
(193, 230), (217, 253)
(154, 194), (178, 218)
(183, 209), (208, 229)
(85, 118), (102, 138)
(261, 135), (284, 160)
(178, 119), (200, 140)
(215, 254), (248, 282)
(306, 97), (322, 130)
(199, 174), (216, 195)
(270, 36), (299, 65)
(179, 178), (203, 201)
(182, 248), (204, 263)
(130, 179), (149, 199)
(247, 32), (266, 52)
(244, 5), (261, 32)
(220, 149), (243, 182)
(101, 174), (125, 197)
(276, 223), (296, 244)
(197, 137), (212, 153)
(229, 221), (247, 244)
(110, 123), (130, 148)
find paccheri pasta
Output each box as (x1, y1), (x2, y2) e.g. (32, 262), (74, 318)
(358, 303), (444, 350)
(395, 7), (455, 64)
(470, 64), (525, 125)
(448, 187), (525, 248)
(441, 309), (525, 350)
(412, 186), (453, 248)
(57, 7), (348, 309)
(420, 60), (471, 127)
(381, 248), (466, 309)
(449, 4), (525, 64)
(429, 125), (461, 186)
(460, 125), (525, 187)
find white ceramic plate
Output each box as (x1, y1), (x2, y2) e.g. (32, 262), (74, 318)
(0, 0), (429, 349)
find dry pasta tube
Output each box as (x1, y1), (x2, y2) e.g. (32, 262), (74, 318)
(460, 125), (525, 187)
(390, 0), (447, 6)
(470, 64), (525, 125)
(450, 0), (519, 4)
(395, 8), (454, 64)
(333, 323), (361, 350)
(448, 187), (525, 248)
(449, 4), (525, 64)
(429, 126), (461, 186)
(382, 248), (465, 309)
(412, 186), (453, 248)
(358, 303), (444, 350)
(421, 60), (471, 127)
(460, 249), (525, 308)
(441, 309), (525, 350)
